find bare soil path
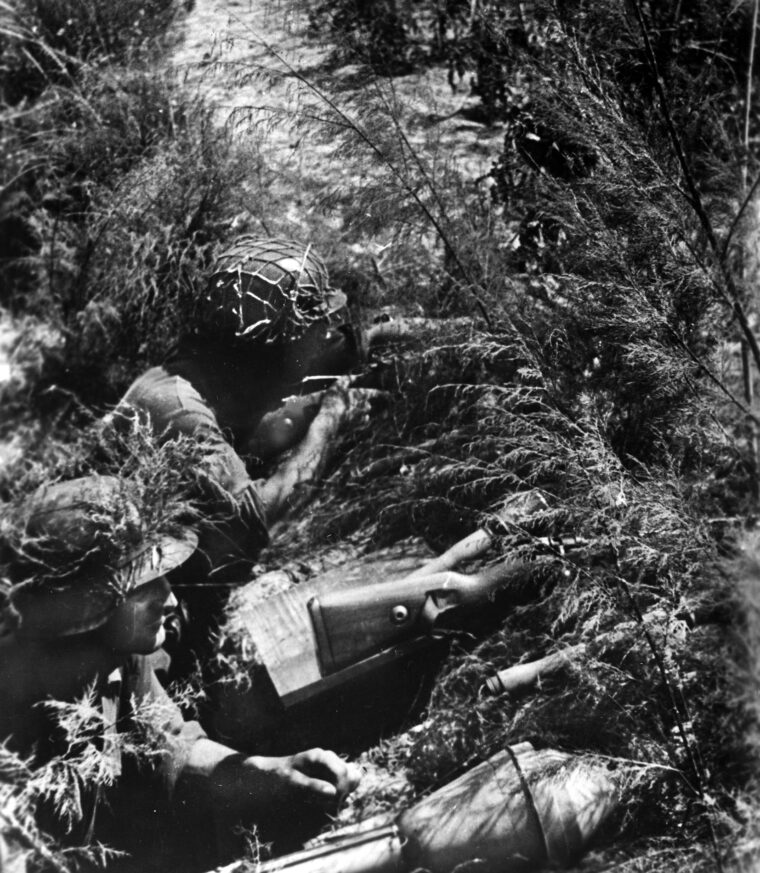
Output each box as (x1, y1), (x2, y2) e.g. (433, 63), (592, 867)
(167, 0), (504, 228)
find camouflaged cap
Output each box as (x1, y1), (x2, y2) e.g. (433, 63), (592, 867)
(203, 236), (347, 343)
(5, 475), (197, 638)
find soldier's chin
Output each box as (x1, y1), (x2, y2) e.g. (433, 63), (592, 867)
(152, 625), (167, 651)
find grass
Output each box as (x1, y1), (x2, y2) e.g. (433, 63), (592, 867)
(1, 0), (257, 429)
(2, 0), (760, 870)
(1, 0), (180, 101)
(210, 2), (760, 869)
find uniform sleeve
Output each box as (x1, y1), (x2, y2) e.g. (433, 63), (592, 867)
(124, 656), (207, 796)
(115, 367), (250, 498)
(112, 367), (269, 554)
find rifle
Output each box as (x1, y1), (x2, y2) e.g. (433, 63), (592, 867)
(306, 557), (528, 678)
(214, 742), (624, 873)
(234, 494), (554, 712)
(222, 554), (535, 721)
(209, 497), (592, 755)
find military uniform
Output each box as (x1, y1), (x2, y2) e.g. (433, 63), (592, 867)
(0, 652), (209, 873)
(110, 240), (362, 673)
(1, 474), (359, 872)
(115, 363), (269, 573)
(114, 319), (359, 571)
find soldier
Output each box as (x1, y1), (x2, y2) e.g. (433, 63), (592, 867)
(108, 237), (364, 671)
(0, 475), (359, 872)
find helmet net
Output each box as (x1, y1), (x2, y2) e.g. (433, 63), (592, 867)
(203, 236), (334, 343)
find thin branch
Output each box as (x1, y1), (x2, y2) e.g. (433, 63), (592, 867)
(721, 0), (760, 256)
(372, 74), (457, 252)
(226, 17), (493, 327)
(501, 513), (712, 797)
(667, 325), (760, 427)
(743, 0), (759, 190)
(631, 0), (760, 381)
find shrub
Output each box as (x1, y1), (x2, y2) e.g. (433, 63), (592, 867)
(3, 0), (760, 868)
(2, 56), (250, 418)
(308, 0), (423, 74)
(267, 2), (760, 867)
(1, 0), (180, 102)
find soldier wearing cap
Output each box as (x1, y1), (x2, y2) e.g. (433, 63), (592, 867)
(108, 238), (364, 669)
(0, 475), (359, 872)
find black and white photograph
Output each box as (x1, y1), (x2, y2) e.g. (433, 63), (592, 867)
(1, 1), (758, 871)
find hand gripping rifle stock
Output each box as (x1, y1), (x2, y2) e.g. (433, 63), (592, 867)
(237, 742), (623, 873)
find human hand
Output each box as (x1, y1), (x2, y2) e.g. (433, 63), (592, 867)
(206, 745), (360, 859)
(242, 748), (360, 811)
(289, 748), (361, 803)
(211, 747), (359, 819)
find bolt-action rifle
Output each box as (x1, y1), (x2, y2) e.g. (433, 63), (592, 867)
(227, 494), (581, 717)
(215, 742), (624, 873)
(232, 554), (535, 712)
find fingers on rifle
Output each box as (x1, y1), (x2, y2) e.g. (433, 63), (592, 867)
(293, 748), (342, 778)
(342, 762), (361, 795)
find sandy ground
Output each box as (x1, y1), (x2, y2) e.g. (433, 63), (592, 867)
(167, 0), (504, 204)
(170, 0), (333, 113)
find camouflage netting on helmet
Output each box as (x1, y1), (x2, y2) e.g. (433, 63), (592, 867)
(9, 477), (142, 574)
(203, 236), (337, 344)
(0, 419), (207, 638)
(0, 475), (185, 637)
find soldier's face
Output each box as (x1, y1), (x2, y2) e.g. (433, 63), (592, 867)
(98, 576), (177, 655)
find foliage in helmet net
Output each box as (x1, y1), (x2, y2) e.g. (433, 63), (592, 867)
(3, 0), (760, 869)
(0, 417), (206, 594)
(0, 415), (211, 868)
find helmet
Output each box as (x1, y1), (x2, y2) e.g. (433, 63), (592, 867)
(202, 236), (347, 343)
(5, 475), (197, 638)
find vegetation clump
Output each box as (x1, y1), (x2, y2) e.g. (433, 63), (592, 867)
(271, 0), (760, 868)
(2, 0), (760, 870)
(1, 0), (249, 431)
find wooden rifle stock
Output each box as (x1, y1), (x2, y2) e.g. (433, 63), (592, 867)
(216, 501), (559, 742)
(237, 555), (538, 711)
(308, 558), (528, 675)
